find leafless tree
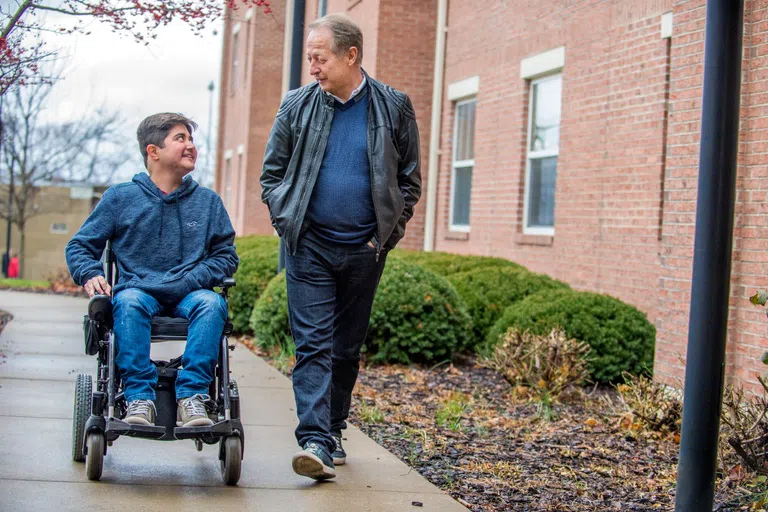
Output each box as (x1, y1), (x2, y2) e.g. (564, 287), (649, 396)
(1, 0), (272, 95)
(0, 76), (127, 277)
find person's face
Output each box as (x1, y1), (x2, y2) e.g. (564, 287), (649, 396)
(149, 124), (197, 174)
(306, 28), (358, 98)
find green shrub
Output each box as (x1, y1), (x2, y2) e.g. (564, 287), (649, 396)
(249, 258), (474, 364)
(367, 258), (473, 363)
(229, 236), (280, 334)
(390, 249), (524, 278)
(448, 267), (569, 347)
(485, 289), (655, 383)
(249, 271), (293, 351)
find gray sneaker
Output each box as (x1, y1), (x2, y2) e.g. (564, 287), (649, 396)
(124, 399), (156, 426)
(177, 394), (214, 427)
(292, 442), (336, 480)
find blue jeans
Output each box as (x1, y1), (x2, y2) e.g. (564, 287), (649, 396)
(112, 288), (227, 402)
(285, 230), (387, 456)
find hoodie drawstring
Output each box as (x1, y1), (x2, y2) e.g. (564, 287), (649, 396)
(159, 202), (165, 238)
(175, 195), (184, 263)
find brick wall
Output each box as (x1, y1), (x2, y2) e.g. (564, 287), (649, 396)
(658, 0), (768, 393)
(216, 3), (285, 237)
(435, 0), (672, 328)
(371, 0), (436, 250)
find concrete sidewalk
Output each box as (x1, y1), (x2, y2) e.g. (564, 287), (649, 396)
(0, 290), (467, 512)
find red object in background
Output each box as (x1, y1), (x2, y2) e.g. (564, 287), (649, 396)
(7, 256), (19, 278)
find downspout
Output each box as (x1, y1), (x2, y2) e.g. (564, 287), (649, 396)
(423, 0), (448, 252)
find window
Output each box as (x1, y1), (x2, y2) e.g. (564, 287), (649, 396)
(450, 99), (476, 231)
(51, 223), (68, 234)
(524, 74), (562, 235)
(244, 15), (251, 88)
(224, 157), (232, 210)
(230, 28), (240, 95)
(236, 153), (243, 219)
(318, 0), (328, 17)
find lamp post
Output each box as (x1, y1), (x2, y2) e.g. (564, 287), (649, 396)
(1, 93), (11, 278)
(674, 1), (745, 510)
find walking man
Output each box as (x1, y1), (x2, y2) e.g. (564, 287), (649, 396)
(261, 14), (421, 480)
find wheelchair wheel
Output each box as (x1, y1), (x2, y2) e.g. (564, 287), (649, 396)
(85, 433), (105, 481)
(220, 436), (242, 486)
(72, 374), (92, 462)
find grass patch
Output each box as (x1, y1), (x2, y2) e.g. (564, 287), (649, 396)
(358, 401), (385, 424)
(436, 392), (472, 432)
(0, 278), (49, 289)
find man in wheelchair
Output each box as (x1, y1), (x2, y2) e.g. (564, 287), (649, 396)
(65, 112), (239, 429)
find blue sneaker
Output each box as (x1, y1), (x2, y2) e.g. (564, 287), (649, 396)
(292, 442), (336, 480)
(332, 435), (346, 465)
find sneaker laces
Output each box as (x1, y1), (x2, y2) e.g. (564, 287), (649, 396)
(181, 394), (209, 417)
(127, 399), (154, 417)
(332, 436), (343, 451)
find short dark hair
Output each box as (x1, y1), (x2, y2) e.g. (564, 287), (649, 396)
(308, 14), (363, 64)
(136, 113), (197, 169)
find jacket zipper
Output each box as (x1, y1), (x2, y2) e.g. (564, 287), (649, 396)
(292, 101), (330, 254)
(367, 102), (382, 263)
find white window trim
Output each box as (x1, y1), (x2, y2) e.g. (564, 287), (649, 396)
(523, 74), (561, 236)
(448, 76), (480, 102)
(520, 46), (564, 80)
(449, 98), (476, 232)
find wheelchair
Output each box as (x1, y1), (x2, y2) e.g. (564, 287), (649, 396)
(70, 244), (244, 485)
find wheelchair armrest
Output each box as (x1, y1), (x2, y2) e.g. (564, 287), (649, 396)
(220, 277), (236, 289)
(88, 294), (113, 325)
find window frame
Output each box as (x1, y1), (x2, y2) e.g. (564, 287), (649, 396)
(224, 156), (232, 210)
(449, 97), (477, 233)
(230, 25), (240, 95)
(523, 73), (562, 236)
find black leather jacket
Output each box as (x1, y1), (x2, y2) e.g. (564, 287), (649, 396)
(260, 70), (421, 259)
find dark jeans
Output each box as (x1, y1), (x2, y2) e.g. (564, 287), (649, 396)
(285, 230), (387, 455)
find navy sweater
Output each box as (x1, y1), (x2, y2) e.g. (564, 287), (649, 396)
(65, 173), (239, 305)
(306, 87), (377, 244)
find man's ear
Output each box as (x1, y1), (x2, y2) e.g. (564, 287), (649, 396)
(347, 47), (359, 66)
(146, 144), (159, 161)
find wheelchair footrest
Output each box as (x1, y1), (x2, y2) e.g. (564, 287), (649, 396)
(174, 419), (235, 440)
(106, 417), (166, 439)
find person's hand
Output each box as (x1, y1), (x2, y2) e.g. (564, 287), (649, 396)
(367, 240), (375, 249)
(84, 275), (111, 298)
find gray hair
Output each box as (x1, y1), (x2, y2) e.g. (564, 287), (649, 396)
(308, 14), (363, 64)
(136, 113), (197, 169)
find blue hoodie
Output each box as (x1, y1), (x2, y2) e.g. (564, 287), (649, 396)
(66, 173), (239, 305)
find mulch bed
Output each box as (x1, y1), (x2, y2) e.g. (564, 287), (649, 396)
(250, 342), (766, 511)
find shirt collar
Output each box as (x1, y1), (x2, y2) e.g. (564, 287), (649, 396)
(327, 73), (367, 104)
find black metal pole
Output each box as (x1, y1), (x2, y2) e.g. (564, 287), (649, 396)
(0, 93), (11, 278)
(674, 1), (745, 510)
(278, 0), (306, 273)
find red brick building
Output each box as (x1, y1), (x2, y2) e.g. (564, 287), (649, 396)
(216, 0), (768, 392)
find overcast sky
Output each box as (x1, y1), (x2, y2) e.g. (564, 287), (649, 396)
(35, 10), (225, 184)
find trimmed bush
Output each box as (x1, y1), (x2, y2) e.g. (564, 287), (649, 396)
(448, 267), (569, 347)
(249, 271), (292, 351)
(229, 236), (280, 334)
(249, 258), (474, 364)
(485, 289), (655, 383)
(391, 249), (524, 278)
(367, 258), (473, 363)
